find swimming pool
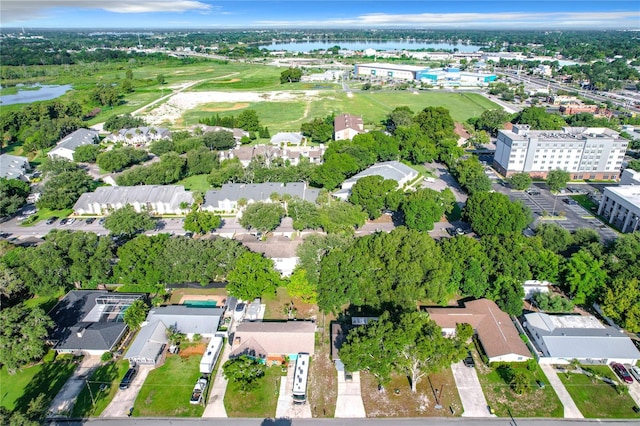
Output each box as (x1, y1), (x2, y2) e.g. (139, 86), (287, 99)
(183, 300), (217, 307)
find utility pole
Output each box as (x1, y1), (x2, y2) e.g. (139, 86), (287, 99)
(85, 380), (96, 406)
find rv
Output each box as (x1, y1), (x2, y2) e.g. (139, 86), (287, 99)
(292, 353), (310, 404)
(200, 336), (224, 375)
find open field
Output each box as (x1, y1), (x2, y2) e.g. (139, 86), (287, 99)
(558, 367), (640, 418)
(360, 368), (462, 417)
(224, 365), (285, 417)
(72, 359), (129, 418)
(0, 352), (77, 413)
(133, 352), (205, 417)
(175, 174), (213, 193)
(476, 361), (563, 418)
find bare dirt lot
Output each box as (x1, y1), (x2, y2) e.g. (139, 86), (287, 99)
(179, 343), (206, 358)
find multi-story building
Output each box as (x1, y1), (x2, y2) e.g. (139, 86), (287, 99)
(73, 185), (193, 215)
(494, 125), (628, 180)
(334, 114), (364, 141)
(597, 186), (640, 233)
(48, 128), (99, 161)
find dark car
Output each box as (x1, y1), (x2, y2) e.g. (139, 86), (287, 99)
(59, 218), (69, 225)
(611, 362), (633, 384)
(85, 217), (96, 224)
(526, 189), (541, 196)
(46, 217), (58, 225)
(119, 366), (138, 390)
(463, 351), (475, 368)
(562, 198), (578, 205)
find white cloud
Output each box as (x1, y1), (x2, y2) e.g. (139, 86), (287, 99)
(255, 11), (640, 29)
(2, 0), (212, 23)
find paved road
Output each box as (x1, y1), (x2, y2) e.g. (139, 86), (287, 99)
(48, 357), (101, 418)
(101, 365), (154, 418)
(539, 364), (584, 419)
(450, 361), (493, 418)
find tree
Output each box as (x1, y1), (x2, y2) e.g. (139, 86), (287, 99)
(452, 157), (492, 195)
(73, 144), (101, 163)
(186, 146), (219, 175)
(223, 356), (266, 391)
(546, 169), (571, 192)
(349, 175), (399, 219)
(536, 223), (573, 253)
(123, 299), (149, 329)
(103, 205), (156, 237)
(508, 173), (532, 190)
(562, 249), (606, 304)
(511, 107), (566, 130)
(286, 268), (316, 303)
(96, 147), (148, 172)
(0, 264), (25, 301)
(385, 106), (414, 134)
(0, 305), (53, 374)
(601, 278), (640, 332)
(236, 110), (261, 132)
(469, 109), (511, 136)
(317, 201), (367, 234)
(280, 68), (302, 84)
(183, 210), (221, 234)
(414, 106), (456, 141)
(300, 115), (334, 143)
(463, 192), (532, 236)
(226, 252), (282, 300)
(288, 199), (321, 231)
(202, 130), (236, 151)
(401, 188), (455, 231)
(0, 177), (30, 217)
(239, 202), (285, 232)
(37, 169), (93, 210)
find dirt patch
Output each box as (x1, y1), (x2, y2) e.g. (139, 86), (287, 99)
(179, 343), (206, 358)
(308, 316), (337, 417)
(202, 102), (249, 112)
(215, 78), (241, 84)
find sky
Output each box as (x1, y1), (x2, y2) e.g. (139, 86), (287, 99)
(1, 0), (639, 30)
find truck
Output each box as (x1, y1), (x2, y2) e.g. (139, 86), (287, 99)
(199, 336), (223, 375)
(190, 377), (208, 405)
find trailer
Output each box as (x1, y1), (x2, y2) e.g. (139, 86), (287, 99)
(200, 336), (223, 375)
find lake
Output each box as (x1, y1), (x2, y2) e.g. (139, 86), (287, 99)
(259, 41), (484, 53)
(0, 84), (73, 105)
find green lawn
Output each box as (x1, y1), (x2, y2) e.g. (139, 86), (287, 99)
(570, 194), (598, 214)
(72, 359), (130, 418)
(224, 365), (284, 417)
(20, 208), (74, 226)
(476, 361), (564, 418)
(23, 289), (65, 312)
(133, 354), (204, 417)
(0, 352), (78, 413)
(558, 368), (640, 418)
(176, 174), (213, 193)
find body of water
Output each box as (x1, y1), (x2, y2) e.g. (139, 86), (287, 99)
(259, 41), (483, 53)
(0, 84), (73, 105)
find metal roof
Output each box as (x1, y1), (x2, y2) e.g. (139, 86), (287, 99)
(55, 128), (99, 150)
(146, 305), (224, 335)
(0, 154), (29, 179)
(125, 320), (168, 362)
(342, 161), (418, 188)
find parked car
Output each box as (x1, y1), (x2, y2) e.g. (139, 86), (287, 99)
(85, 217), (96, 224)
(562, 198), (578, 205)
(119, 365), (138, 390)
(526, 189), (541, 196)
(463, 351), (475, 368)
(234, 302), (246, 321)
(536, 380), (546, 389)
(629, 365), (640, 383)
(59, 218), (69, 225)
(98, 217), (106, 225)
(67, 218), (76, 225)
(611, 362), (633, 384)
(46, 217), (58, 225)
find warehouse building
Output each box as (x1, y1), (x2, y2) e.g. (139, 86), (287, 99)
(354, 63), (496, 86)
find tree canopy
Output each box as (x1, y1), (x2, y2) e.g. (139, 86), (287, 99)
(0, 178), (30, 217)
(464, 192), (531, 237)
(223, 355), (266, 391)
(183, 210), (221, 234)
(239, 202), (285, 232)
(123, 299), (149, 329)
(401, 188), (455, 232)
(103, 205), (156, 237)
(226, 252), (282, 300)
(0, 305), (53, 374)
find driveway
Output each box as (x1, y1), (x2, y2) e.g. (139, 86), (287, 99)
(450, 361), (493, 417)
(334, 361), (366, 418)
(48, 356), (102, 417)
(100, 365), (154, 417)
(539, 364), (583, 419)
(275, 363), (312, 419)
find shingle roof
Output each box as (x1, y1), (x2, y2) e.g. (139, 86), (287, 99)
(231, 321), (316, 356)
(334, 114), (363, 133)
(146, 305), (225, 335)
(73, 185), (193, 211)
(125, 320), (168, 361)
(55, 128), (99, 150)
(427, 299), (531, 360)
(204, 183), (319, 207)
(0, 154), (29, 179)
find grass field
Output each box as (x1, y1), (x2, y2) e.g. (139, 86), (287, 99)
(133, 353), (204, 417)
(176, 174), (213, 193)
(23, 289), (65, 312)
(476, 361), (564, 418)
(72, 360), (129, 418)
(0, 352), (77, 413)
(224, 365), (284, 417)
(558, 368), (640, 418)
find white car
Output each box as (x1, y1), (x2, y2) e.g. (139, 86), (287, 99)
(630, 365), (640, 383)
(234, 302), (246, 321)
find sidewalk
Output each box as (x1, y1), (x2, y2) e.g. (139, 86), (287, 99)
(48, 356), (101, 417)
(540, 364), (584, 419)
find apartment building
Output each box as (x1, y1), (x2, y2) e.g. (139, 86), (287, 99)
(494, 125), (628, 180)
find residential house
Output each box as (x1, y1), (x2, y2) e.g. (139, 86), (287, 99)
(0, 154), (30, 181)
(334, 114), (364, 141)
(104, 127), (171, 145)
(202, 182), (319, 214)
(48, 129), (99, 161)
(48, 291), (145, 356)
(193, 124), (249, 144)
(524, 312), (640, 365)
(230, 321), (316, 365)
(124, 320), (168, 366)
(270, 132), (305, 147)
(426, 299), (532, 363)
(145, 305), (225, 339)
(73, 185), (193, 216)
(238, 234), (304, 276)
(220, 145), (326, 167)
(334, 161), (418, 200)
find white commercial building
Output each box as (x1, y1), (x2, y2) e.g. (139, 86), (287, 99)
(620, 168), (640, 185)
(494, 124), (628, 180)
(354, 63), (427, 81)
(597, 185), (640, 233)
(73, 185), (193, 216)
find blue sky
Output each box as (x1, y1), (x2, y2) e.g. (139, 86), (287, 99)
(2, 1), (639, 29)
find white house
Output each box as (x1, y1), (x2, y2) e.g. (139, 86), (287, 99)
(270, 132), (305, 147)
(334, 114), (364, 141)
(334, 161), (418, 200)
(202, 182), (319, 214)
(48, 129), (99, 161)
(104, 127), (171, 145)
(73, 185), (193, 216)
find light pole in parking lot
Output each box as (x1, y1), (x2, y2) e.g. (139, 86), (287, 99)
(551, 193), (558, 217)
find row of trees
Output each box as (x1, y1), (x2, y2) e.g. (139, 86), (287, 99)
(198, 109), (268, 134)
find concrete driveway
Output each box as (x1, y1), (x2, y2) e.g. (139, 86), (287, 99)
(48, 356), (101, 417)
(201, 343), (231, 418)
(100, 365), (154, 417)
(450, 361), (493, 417)
(539, 364), (583, 419)
(275, 363), (312, 419)
(334, 361), (366, 418)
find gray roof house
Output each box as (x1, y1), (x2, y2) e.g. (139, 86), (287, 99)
(270, 132), (305, 146)
(104, 127), (171, 145)
(145, 305), (225, 337)
(125, 320), (168, 365)
(202, 182), (319, 214)
(48, 291), (145, 356)
(524, 312), (640, 365)
(48, 129), (99, 161)
(0, 154), (30, 181)
(73, 185), (193, 215)
(334, 161), (418, 200)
